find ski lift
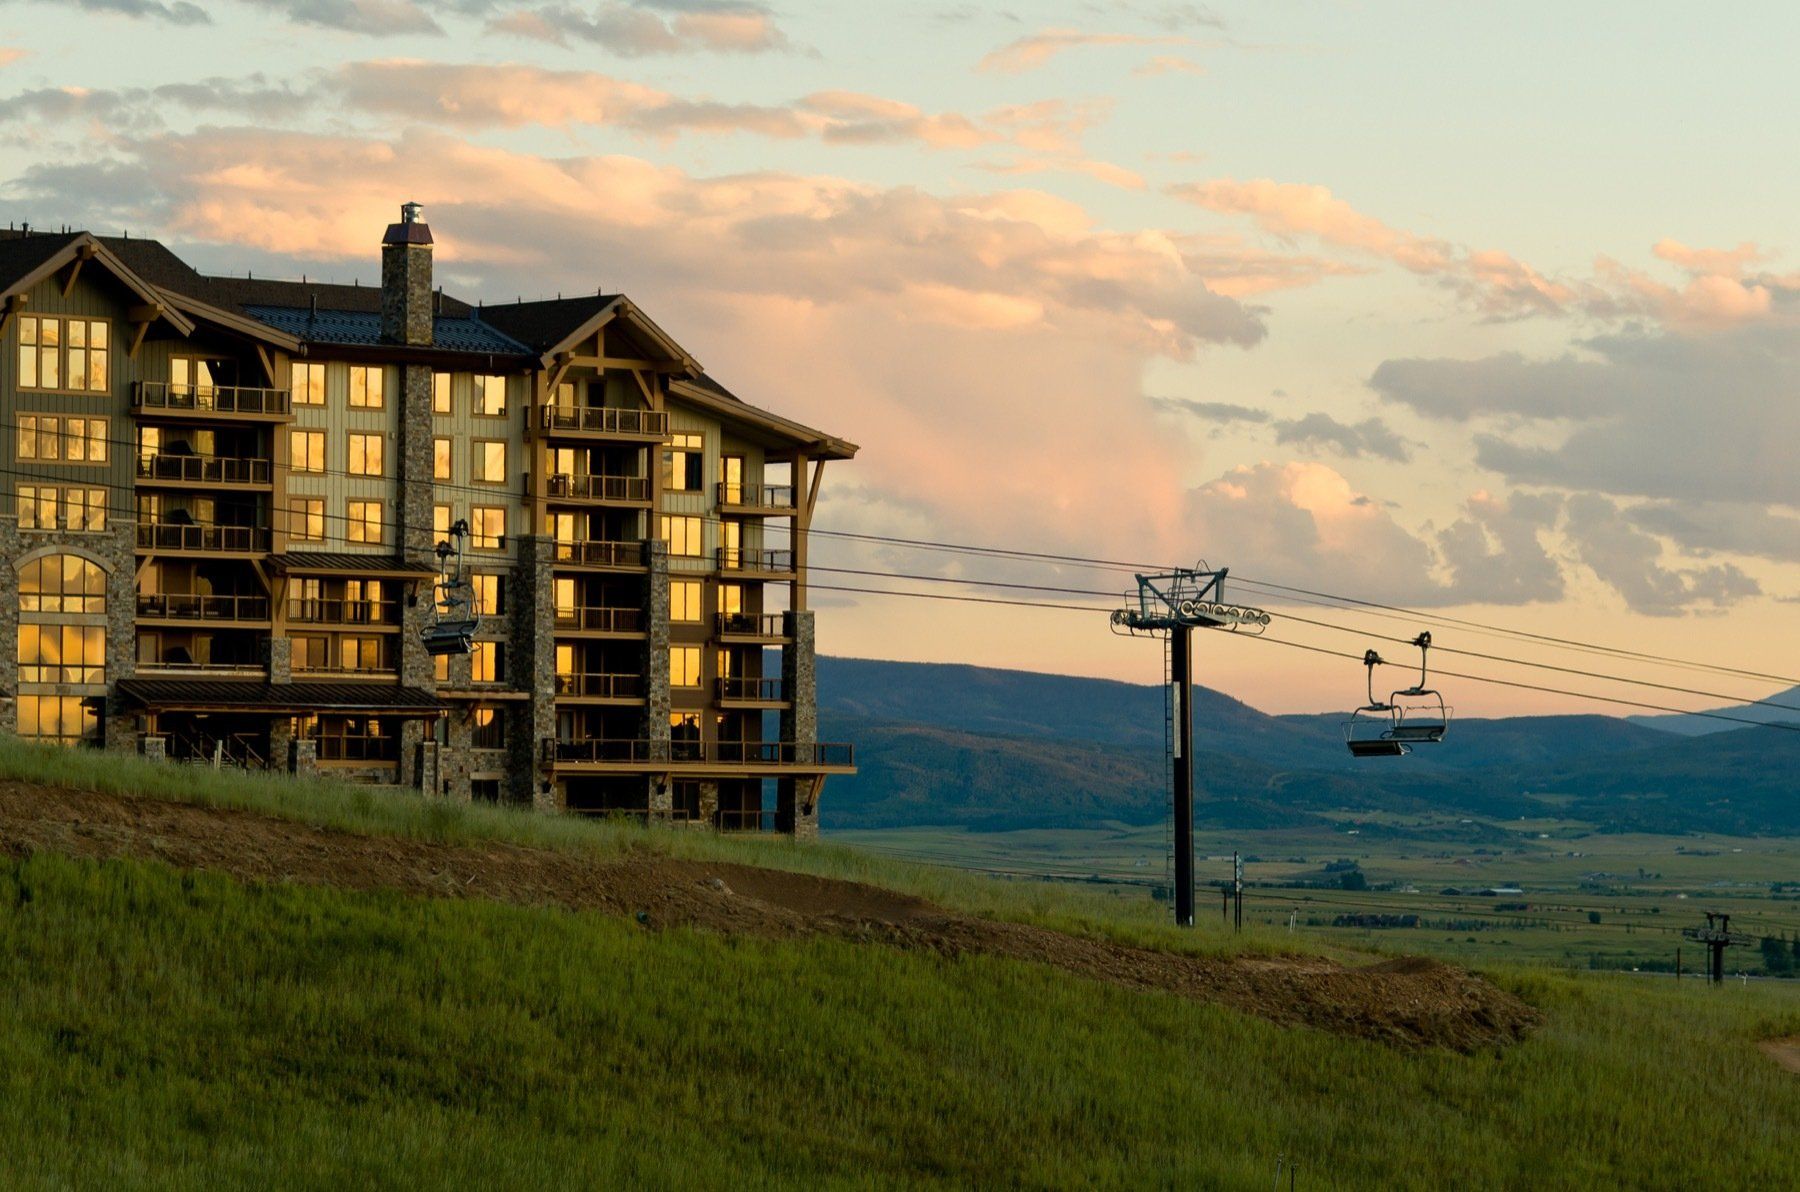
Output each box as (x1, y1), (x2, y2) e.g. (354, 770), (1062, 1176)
(421, 519), (479, 657)
(1344, 634), (1451, 757)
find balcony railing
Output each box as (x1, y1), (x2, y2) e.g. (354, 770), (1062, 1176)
(717, 677), (785, 703)
(287, 598), (401, 626)
(717, 547), (794, 574)
(539, 405), (669, 437)
(137, 453), (272, 485)
(133, 381), (291, 417)
(554, 605), (644, 633)
(545, 473), (650, 503)
(137, 593), (271, 621)
(312, 736), (400, 762)
(295, 657), (399, 677)
(541, 738), (853, 767)
(553, 539), (647, 569)
(133, 661), (265, 677)
(554, 672), (644, 699)
(137, 523), (271, 553)
(716, 482), (796, 511)
(716, 613), (789, 640)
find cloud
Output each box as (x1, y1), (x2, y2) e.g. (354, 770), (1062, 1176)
(1150, 397), (1270, 423)
(31, 0), (209, 24)
(1434, 490), (1564, 606)
(1627, 501), (1800, 565)
(1134, 54), (1204, 76)
(1563, 494), (1761, 615)
(1272, 411), (1410, 462)
(1175, 232), (1369, 297)
(491, 0), (792, 54)
(0, 77), (309, 136)
(0, 48), (23, 67)
(246, 0), (442, 34)
(978, 27), (1204, 73)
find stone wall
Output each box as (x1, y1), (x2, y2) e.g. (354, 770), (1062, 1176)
(778, 610), (820, 838)
(509, 533), (558, 810)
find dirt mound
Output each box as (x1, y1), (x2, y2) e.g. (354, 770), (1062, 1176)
(1762, 1038), (1800, 1075)
(0, 781), (1536, 1051)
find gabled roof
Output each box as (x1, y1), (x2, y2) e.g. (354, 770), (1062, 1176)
(669, 374), (858, 461)
(0, 230), (196, 336)
(479, 293), (699, 373)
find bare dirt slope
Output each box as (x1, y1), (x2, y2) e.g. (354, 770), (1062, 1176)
(1762, 1038), (1800, 1075)
(0, 780), (1535, 1051)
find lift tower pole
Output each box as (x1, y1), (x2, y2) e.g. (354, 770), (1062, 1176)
(1682, 912), (1753, 985)
(1112, 566), (1269, 928)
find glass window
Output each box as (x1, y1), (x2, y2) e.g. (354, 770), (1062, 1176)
(434, 504), (451, 544)
(18, 316), (107, 392)
(433, 653), (449, 682)
(17, 415), (107, 463)
(719, 520), (741, 568)
(670, 645), (702, 687)
(471, 640), (502, 683)
(19, 555), (106, 614)
(470, 506), (505, 550)
(474, 440), (506, 484)
(347, 500), (382, 544)
(671, 579), (701, 622)
(349, 365), (384, 408)
(433, 437), (451, 480)
(16, 694), (98, 743)
(471, 573), (502, 616)
(471, 707), (505, 750)
(718, 583), (743, 618)
(554, 577), (576, 618)
(290, 429), (325, 473)
(290, 498), (325, 542)
(292, 361), (326, 406)
(474, 374), (507, 416)
(663, 515), (702, 558)
(19, 623), (106, 684)
(662, 431), (704, 492)
(433, 371), (452, 414)
(348, 432), (384, 477)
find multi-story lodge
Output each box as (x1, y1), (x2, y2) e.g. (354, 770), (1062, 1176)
(0, 205), (856, 836)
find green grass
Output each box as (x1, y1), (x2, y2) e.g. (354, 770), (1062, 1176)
(2, 740), (1799, 1187)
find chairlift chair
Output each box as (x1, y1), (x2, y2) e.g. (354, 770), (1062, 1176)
(1343, 635), (1452, 757)
(421, 519), (480, 657)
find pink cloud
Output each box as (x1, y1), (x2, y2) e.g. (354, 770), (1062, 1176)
(978, 27), (1205, 74)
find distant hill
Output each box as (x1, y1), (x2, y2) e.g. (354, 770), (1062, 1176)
(817, 656), (1800, 835)
(1627, 683), (1800, 737)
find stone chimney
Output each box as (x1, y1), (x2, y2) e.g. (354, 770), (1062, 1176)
(381, 201), (433, 346)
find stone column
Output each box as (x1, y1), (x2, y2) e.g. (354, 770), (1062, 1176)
(777, 609), (818, 836)
(416, 739), (440, 798)
(645, 541), (672, 762)
(698, 779), (719, 827)
(100, 523), (139, 752)
(395, 359), (437, 789)
(509, 533), (559, 810)
(264, 635), (292, 684)
(141, 735), (167, 763)
(0, 520), (19, 737)
(290, 737), (318, 778)
(268, 715), (293, 771)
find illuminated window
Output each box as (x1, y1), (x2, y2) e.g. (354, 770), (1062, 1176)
(470, 506), (505, 551)
(349, 365), (384, 408)
(471, 640), (503, 683)
(554, 578), (576, 617)
(671, 579), (701, 622)
(290, 429), (325, 473)
(434, 504), (451, 543)
(474, 440), (506, 484)
(433, 436), (451, 480)
(292, 361), (326, 406)
(670, 645), (702, 687)
(18, 415), (108, 463)
(19, 555), (106, 614)
(662, 431), (703, 492)
(718, 583), (743, 618)
(348, 432), (384, 477)
(15, 695), (98, 744)
(341, 636), (387, 671)
(474, 374), (507, 416)
(18, 623), (106, 684)
(471, 707), (505, 749)
(663, 515), (702, 557)
(347, 500), (382, 544)
(289, 497), (325, 542)
(471, 573), (502, 615)
(433, 371), (452, 414)
(18, 486), (105, 532)
(19, 316), (108, 392)
(433, 653), (449, 682)
(719, 520), (741, 568)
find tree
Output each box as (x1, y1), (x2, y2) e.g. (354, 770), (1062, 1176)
(1587, 911), (1602, 925)
(1760, 936), (1794, 977)
(1340, 870), (1368, 892)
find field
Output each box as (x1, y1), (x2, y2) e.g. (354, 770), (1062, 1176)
(835, 813), (1800, 974)
(1, 740), (1798, 1188)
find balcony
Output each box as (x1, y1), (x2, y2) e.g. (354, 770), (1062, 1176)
(133, 661), (266, 679)
(554, 605), (644, 634)
(716, 482), (797, 516)
(287, 598), (401, 627)
(539, 405), (668, 440)
(133, 381), (291, 420)
(137, 593), (271, 622)
(717, 677), (786, 705)
(137, 523), (271, 554)
(716, 613), (789, 642)
(137, 453), (272, 487)
(552, 539), (648, 571)
(541, 737), (854, 770)
(545, 473), (651, 504)
(312, 735), (400, 763)
(554, 672), (645, 701)
(717, 547), (796, 578)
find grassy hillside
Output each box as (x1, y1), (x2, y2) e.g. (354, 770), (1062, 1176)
(1, 743), (1798, 1187)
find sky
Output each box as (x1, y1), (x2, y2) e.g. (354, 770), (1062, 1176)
(1, 0), (1796, 717)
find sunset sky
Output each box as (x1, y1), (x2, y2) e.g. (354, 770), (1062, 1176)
(3, 1), (1796, 716)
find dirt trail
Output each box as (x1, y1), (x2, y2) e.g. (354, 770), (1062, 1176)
(0, 780), (1536, 1051)
(1762, 1038), (1800, 1075)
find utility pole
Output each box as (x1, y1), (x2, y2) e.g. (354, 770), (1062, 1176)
(1234, 850), (1244, 932)
(1682, 912), (1752, 984)
(1111, 566), (1269, 928)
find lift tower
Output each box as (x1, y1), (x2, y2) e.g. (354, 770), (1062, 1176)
(1112, 567), (1268, 927)
(1682, 912), (1754, 984)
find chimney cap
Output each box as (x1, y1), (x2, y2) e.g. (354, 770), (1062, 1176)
(383, 201), (433, 246)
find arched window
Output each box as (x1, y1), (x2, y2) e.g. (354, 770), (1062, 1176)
(17, 553), (107, 744)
